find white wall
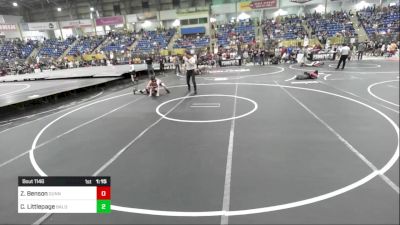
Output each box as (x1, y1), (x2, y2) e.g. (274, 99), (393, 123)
(22, 31), (49, 41)
(212, 3), (236, 15)
(160, 10), (178, 21)
(54, 28), (75, 39)
(383, 0), (398, 4)
(176, 10), (209, 34)
(162, 20), (176, 29)
(211, 0), (389, 21)
(0, 15), (23, 39)
(82, 26), (96, 35)
(232, 0), (392, 20)
(177, 11), (209, 20)
(126, 14), (138, 23)
(1, 15), (23, 23)
(95, 26), (105, 35)
(2, 29), (21, 39)
(136, 20), (161, 31)
(341, 0), (381, 11)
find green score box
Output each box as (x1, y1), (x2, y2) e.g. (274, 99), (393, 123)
(97, 200), (111, 213)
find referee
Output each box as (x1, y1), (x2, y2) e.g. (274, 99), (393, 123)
(183, 51), (197, 95)
(336, 43), (350, 70)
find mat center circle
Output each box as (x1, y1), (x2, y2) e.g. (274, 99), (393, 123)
(156, 94), (258, 123)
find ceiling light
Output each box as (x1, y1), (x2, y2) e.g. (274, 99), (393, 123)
(13, 2), (18, 7)
(90, 7), (95, 12)
(57, 7), (62, 12)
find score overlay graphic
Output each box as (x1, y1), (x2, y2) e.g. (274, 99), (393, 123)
(18, 177), (111, 213)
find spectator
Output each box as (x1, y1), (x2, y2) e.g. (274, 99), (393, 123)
(358, 42), (366, 60)
(145, 55), (155, 78)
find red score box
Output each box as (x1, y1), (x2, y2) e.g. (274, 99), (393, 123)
(97, 186), (111, 200)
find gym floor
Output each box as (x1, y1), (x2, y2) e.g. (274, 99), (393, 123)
(0, 60), (398, 224)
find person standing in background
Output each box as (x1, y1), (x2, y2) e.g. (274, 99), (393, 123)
(358, 42), (366, 60)
(347, 44), (353, 61)
(332, 45), (337, 61)
(243, 50), (249, 64)
(145, 55), (155, 78)
(252, 49), (258, 66)
(173, 55), (181, 76)
(159, 56), (165, 75)
(260, 49), (265, 66)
